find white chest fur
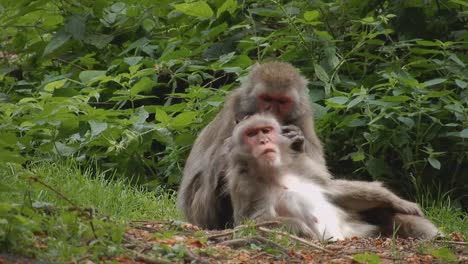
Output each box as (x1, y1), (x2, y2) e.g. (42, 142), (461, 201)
(280, 174), (347, 240)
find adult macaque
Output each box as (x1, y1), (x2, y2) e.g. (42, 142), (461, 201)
(227, 114), (440, 239)
(178, 62), (325, 229)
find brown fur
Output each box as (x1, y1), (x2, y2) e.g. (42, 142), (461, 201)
(178, 62), (324, 229)
(227, 115), (440, 239)
(226, 115), (376, 240)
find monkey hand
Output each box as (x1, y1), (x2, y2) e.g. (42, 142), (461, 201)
(281, 125), (305, 152)
(392, 200), (424, 216)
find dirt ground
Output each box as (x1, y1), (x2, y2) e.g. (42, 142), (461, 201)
(115, 221), (468, 264)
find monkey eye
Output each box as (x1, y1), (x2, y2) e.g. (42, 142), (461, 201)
(277, 98), (290, 104)
(245, 130), (258, 137)
(261, 127), (273, 134)
(260, 94), (273, 102)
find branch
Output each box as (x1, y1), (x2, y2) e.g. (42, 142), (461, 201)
(205, 221), (281, 239)
(258, 227), (333, 254)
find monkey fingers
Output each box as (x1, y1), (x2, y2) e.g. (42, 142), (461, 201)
(281, 125), (305, 152)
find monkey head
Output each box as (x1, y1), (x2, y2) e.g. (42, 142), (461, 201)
(232, 114), (284, 168)
(237, 62), (308, 122)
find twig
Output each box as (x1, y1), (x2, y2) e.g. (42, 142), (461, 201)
(250, 251), (268, 259)
(218, 237), (256, 248)
(29, 176), (79, 208)
(218, 235), (288, 254)
(254, 235), (289, 254)
(30, 175), (98, 239)
(258, 227), (333, 254)
(135, 253), (171, 264)
(205, 221), (281, 239)
(183, 250), (210, 264)
(434, 240), (468, 246)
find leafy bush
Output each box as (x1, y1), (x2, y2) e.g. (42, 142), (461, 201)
(0, 0), (466, 207)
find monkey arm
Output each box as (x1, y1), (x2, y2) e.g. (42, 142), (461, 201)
(328, 180), (423, 216)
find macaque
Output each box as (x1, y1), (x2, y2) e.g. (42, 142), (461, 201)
(178, 62), (325, 229)
(226, 114), (377, 240)
(227, 114), (440, 240)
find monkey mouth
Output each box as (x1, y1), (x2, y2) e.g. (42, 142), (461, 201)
(262, 148), (276, 155)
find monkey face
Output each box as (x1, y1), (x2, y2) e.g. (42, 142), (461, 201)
(243, 125), (280, 165)
(257, 93), (293, 120)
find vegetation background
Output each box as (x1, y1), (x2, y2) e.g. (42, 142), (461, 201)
(0, 0), (467, 262)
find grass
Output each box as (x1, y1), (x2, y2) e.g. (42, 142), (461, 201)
(0, 160), (466, 262)
(3, 160), (181, 221)
(0, 160), (181, 262)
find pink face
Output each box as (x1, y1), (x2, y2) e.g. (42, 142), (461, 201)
(257, 93), (293, 120)
(243, 125), (279, 162)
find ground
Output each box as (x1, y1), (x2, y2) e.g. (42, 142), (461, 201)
(115, 221), (467, 264)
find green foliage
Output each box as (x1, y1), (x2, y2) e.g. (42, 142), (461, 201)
(430, 247), (457, 263)
(0, 160), (179, 261)
(0, 0), (466, 206)
(353, 252), (381, 264)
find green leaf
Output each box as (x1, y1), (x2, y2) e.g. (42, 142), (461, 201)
(460, 128), (468, 138)
(381, 95), (411, 102)
(314, 64), (329, 83)
(366, 159), (387, 179)
(449, 0), (468, 7)
(175, 133), (196, 146)
(43, 31), (71, 56)
(124, 56), (143, 66)
(248, 7), (281, 17)
(88, 121), (108, 137)
(44, 79), (67, 92)
(325, 96), (348, 109)
(83, 34), (113, 49)
(0, 202), (13, 214)
(327, 96), (348, 105)
(130, 77), (155, 96)
(416, 40), (439, 47)
(361, 17), (375, 24)
(79, 70), (107, 83)
(353, 252), (381, 264)
(217, 0), (237, 17)
(304, 10), (320, 21)
(170, 111), (197, 128)
(397, 117), (415, 128)
(422, 90), (452, 99)
(155, 108), (171, 124)
(351, 151), (365, 162)
(431, 247), (456, 261)
(449, 54), (465, 67)
(455, 79), (467, 89)
(444, 104), (463, 113)
(65, 15), (86, 40)
(424, 78), (447, 87)
(347, 95), (364, 109)
(427, 157), (441, 170)
(174, 1), (213, 18)
(54, 142), (76, 156)
(337, 113), (360, 128)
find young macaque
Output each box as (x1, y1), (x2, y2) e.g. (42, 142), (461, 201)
(178, 62), (325, 229)
(227, 114), (440, 240)
(226, 114), (377, 240)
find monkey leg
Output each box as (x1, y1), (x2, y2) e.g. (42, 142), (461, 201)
(328, 180), (423, 216)
(361, 209), (440, 239)
(390, 214), (440, 239)
(185, 167), (234, 230)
